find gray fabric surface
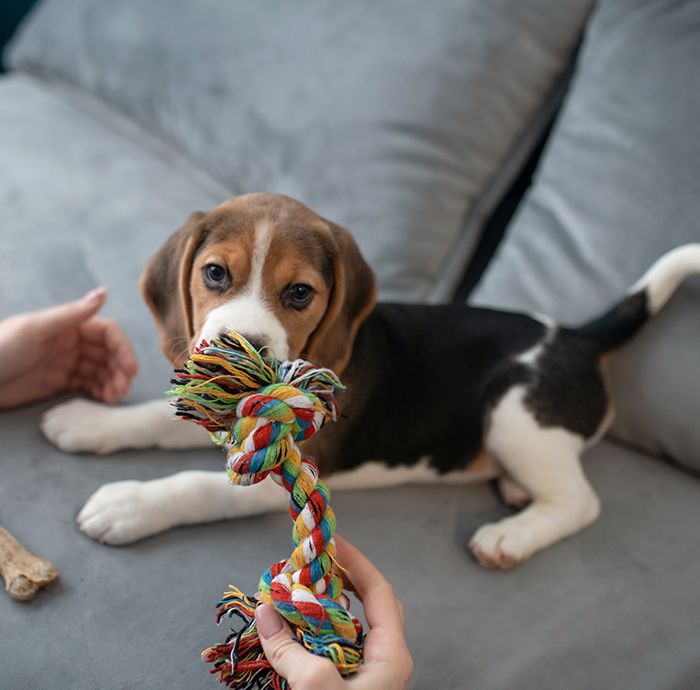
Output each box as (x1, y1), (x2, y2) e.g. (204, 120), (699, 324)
(0, 72), (226, 395)
(472, 0), (700, 474)
(3, 420), (700, 690)
(2, 3), (699, 688)
(1, 78), (699, 688)
(7, 0), (594, 301)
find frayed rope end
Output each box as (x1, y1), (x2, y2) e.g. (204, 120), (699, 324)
(202, 585), (364, 689)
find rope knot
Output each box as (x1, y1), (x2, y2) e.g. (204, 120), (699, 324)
(227, 383), (329, 486)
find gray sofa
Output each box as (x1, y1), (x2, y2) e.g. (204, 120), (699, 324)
(2, 1), (699, 688)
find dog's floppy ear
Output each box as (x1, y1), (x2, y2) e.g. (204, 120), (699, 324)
(140, 211), (207, 366)
(304, 223), (376, 373)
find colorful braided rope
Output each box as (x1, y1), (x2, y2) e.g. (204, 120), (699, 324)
(169, 332), (364, 689)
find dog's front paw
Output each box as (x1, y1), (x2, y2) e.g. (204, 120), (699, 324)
(77, 480), (172, 544)
(42, 399), (134, 454)
(469, 520), (535, 569)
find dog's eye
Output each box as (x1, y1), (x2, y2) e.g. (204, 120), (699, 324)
(203, 263), (230, 289)
(284, 283), (315, 310)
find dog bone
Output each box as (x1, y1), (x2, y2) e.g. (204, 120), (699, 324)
(0, 526), (59, 601)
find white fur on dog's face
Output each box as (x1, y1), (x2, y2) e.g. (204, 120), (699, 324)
(197, 222), (290, 359)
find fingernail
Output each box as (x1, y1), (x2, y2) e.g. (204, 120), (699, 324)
(83, 286), (106, 304)
(255, 604), (283, 639)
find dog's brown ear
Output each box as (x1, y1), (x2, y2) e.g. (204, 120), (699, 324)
(304, 224), (376, 373)
(140, 211), (207, 366)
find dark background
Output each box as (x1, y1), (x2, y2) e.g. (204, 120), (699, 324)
(0, 0), (38, 71)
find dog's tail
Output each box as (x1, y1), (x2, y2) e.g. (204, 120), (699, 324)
(574, 244), (700, 352)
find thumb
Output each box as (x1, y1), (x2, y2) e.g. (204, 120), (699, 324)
(34, 287), (107, 334)
(255, 604), (340, 689)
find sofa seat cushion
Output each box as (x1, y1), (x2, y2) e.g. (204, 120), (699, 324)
(472, 0), (700, 474)
(8, 0), (595, 300)
(2, 411), (700, 690)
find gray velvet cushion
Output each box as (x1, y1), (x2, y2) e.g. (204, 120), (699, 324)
(0, 73), (226, 393)
(3, 415), (700, 690)
(5, 4), (700, 689)
(7, 0), (594, 301)
(472, 0), (700, 473)
(2, 24), (700, 690)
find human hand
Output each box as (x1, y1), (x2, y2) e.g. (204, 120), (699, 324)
(0, 287), (138, 409)
(254, 535), (414, 690)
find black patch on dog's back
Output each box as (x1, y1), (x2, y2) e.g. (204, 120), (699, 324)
(322, 303), (545, 475)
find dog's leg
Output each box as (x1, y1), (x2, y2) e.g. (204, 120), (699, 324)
(41, 398), (211, 454)
(78, 458), (493, 545)
(77, 471), (288, 544)
(326, 458), (498, 490)
(470, 387), (600, 569)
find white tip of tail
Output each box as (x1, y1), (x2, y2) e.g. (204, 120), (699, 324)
(630, 244), (700, 315)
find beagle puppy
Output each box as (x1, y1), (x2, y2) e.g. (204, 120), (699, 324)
(42, 194), (700, 568)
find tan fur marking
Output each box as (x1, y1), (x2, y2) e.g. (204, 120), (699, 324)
(463, 448), (499, 478)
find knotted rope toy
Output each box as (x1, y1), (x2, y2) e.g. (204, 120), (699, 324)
(169, 332), (364, 688)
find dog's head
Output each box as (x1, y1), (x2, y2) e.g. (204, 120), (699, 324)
(141, 193), (376, 373)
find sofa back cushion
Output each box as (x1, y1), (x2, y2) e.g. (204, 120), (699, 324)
(8, 0), (594, 301)
(472, 0), (700, 473)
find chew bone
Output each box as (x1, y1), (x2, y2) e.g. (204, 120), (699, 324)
(0, 526), (59, 601)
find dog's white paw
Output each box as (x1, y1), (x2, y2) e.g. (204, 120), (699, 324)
(41, 399), (132, 454)
(77, 480), (172, 544)
(469, 520), (535, 569)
